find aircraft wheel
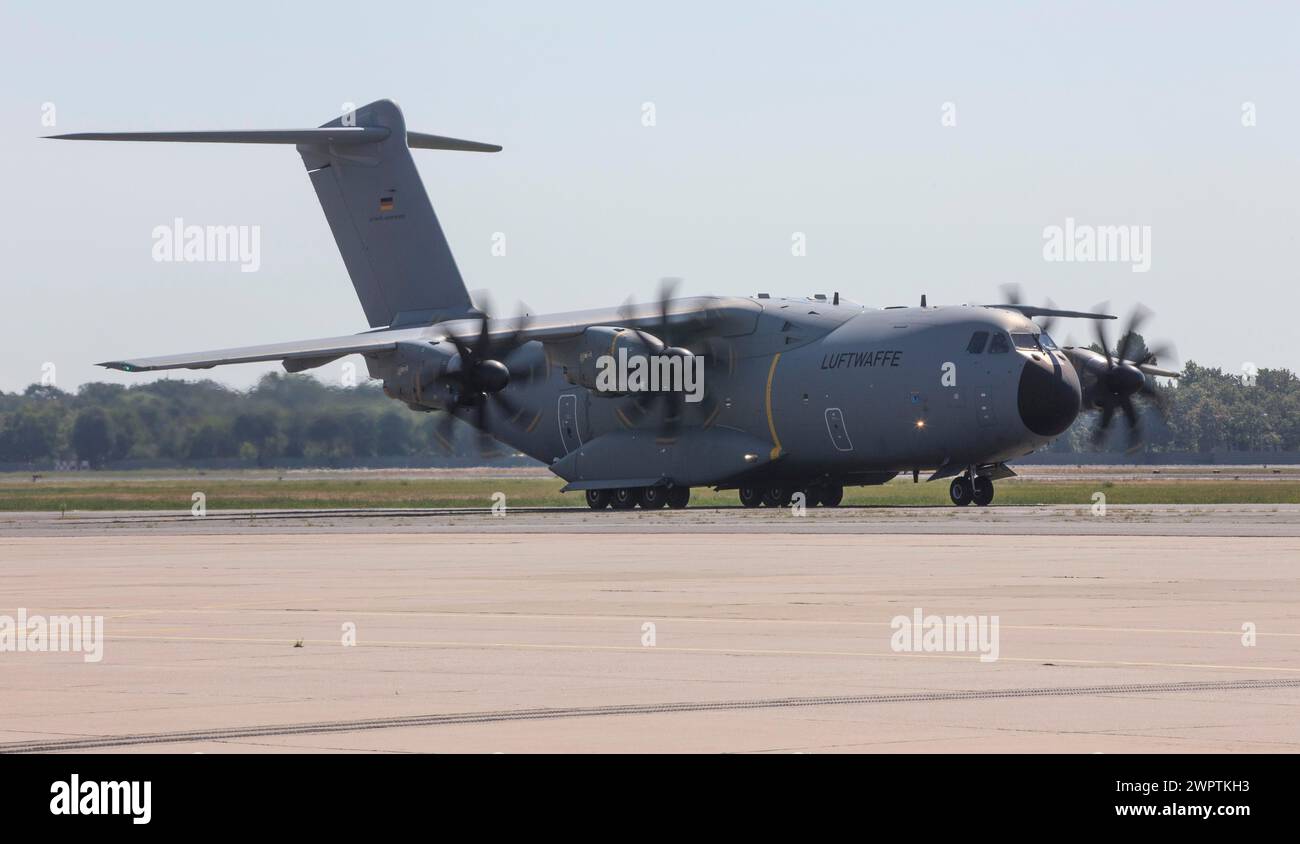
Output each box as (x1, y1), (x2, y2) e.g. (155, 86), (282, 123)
(585, 489), (611, 510)
(762, 487), (792, 507)
(800, 487), (820, 507)
(818, 483), (844, 508)
(639, 486), (669, 509)
(611, 487), (639, 510)
(666, 487), (691, 509)
(972, 476), (995, 507)
(949, 477), (974, 507)
(738, 486), (763, 508)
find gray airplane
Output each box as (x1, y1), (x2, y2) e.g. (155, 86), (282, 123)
(51, 99), (1180, 509)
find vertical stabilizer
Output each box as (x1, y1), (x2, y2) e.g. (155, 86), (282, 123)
(297, 99), (482, 327)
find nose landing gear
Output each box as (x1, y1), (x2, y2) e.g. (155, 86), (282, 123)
(950, 474), (995, 507)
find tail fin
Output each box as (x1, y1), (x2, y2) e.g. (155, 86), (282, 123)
(297, 100), (490, 327)
(48, 99), (499, 328)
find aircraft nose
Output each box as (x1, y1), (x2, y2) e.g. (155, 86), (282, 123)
(1017, 354), (1081, 438)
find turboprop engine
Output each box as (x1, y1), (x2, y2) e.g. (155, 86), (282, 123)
(562, 326), (694, 397)
(376, 341), (458, 408)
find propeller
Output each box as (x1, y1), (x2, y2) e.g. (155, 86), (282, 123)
(1082, 302), (1179, 449)
(618, 278), (700, 438)
(426, 295), (539, 456)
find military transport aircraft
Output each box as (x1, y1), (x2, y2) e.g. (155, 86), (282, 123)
(50, 99), (1180, 509)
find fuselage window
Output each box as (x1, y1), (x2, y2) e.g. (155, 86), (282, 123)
(966, 331), (989, 353)
(988, 332), (1010, 353)
(1038, 332), (1059, 350)
(1011, 332), (1039, 350)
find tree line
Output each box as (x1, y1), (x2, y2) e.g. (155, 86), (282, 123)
(0, 374), (488, 467)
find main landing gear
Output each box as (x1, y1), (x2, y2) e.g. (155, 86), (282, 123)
(587, 486), (691, 510)
(738, 483), (844, 508)
(949, 474), (994, 507)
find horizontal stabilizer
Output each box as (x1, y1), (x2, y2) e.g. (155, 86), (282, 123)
(46, 128), (500, 152)
(407, 132), (502, 153)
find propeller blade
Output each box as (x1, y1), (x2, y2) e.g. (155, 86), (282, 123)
(1138, 341), (1178, 370)
(656, 390), (684, 438)
(1091, 302), (1113, 366)
(657, 277), (681, 343)
(1140, 380), (1170, 415)
(1092, 403), (1116, 444)
(491, 390), (523, 422)
(1117, 304), (1151, 363)
(1120, 397), (1139, 430)
(498, 303), (534, 354)
(618, 294), (658, 351)
(445, 332), (475, 372)
(1120, 397), (1142, 449)
(432, 411), (458, 455)
(475, 302), (492, 355)
(476, 430), (501, 458)
(507, 361), (537, 384)
(1039, 297), (1058, 334)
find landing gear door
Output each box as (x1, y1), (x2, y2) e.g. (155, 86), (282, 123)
(824, 407), (854, 451)
(558, 393), (583, 454)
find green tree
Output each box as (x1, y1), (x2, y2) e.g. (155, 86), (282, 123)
(71, 408), (114, 467)
(0, 408), (58, 462)
(376, 411), (412, 456)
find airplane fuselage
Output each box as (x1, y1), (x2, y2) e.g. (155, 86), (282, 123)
(430, 298), (1083, 493)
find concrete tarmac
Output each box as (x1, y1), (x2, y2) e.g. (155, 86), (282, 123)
(0, 506), (1298, 753)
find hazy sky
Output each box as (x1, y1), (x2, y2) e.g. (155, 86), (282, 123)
(2, 1), (1296, 393)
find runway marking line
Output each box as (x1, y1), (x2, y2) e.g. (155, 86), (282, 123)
(27, 606), (1297, 639)
(94, 632), (1300, 674)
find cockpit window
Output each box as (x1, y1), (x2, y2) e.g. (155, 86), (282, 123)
(1011, 332), (1039, 350)
(966, 331), (989, 353)
(1038, 332), (1059, 350)
(988, 332), (1010, 353)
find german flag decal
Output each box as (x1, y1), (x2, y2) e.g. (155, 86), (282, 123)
(379, 196), (395, 211)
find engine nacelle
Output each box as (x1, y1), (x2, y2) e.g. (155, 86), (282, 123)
(1064, 347), (1145, 409)
(566, 326), (668, 395)
(373, 340), (456, 408)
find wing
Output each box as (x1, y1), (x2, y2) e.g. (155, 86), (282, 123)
(986, 304), (1117, 320)
(98, 327), (436, 372)
(99, 296), (763, 373)
(446, 296), (764, 345)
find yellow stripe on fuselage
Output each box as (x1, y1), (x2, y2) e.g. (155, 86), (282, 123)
(765, 353), (782, 459)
